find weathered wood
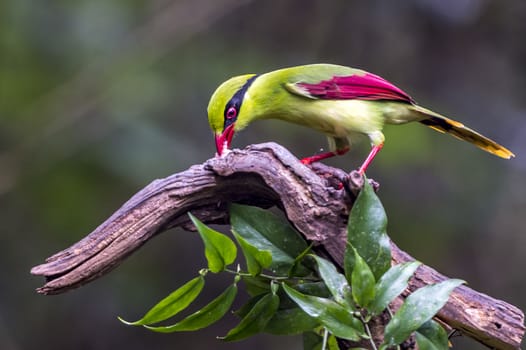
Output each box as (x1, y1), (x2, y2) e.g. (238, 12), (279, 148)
(30, 142), (524, 349)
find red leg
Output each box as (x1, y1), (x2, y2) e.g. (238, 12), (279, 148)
(301, 147), (349, 165)
(358, 143), (383, 174)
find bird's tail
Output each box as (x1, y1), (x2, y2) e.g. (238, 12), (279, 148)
(410, 105), (515, 159)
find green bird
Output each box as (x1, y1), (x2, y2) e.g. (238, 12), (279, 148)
(207, 64), (514, 173)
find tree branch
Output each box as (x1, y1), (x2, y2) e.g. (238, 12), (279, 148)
(30, 142), (524, 350)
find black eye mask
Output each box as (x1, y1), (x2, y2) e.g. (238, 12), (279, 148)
(223, 75), (259, 129)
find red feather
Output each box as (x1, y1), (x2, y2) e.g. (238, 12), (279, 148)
(297, 72), (414, 103)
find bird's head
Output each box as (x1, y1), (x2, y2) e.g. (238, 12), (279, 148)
(207, 73), (258, 156)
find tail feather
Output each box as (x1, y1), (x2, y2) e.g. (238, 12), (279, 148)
(411, 105), (515, 159)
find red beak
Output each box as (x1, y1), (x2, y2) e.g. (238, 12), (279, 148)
(215, 123), (235, 156)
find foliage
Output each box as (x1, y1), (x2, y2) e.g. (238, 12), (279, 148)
(119, 180), (464, 349)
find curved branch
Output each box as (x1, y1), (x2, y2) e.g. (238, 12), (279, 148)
(30, 142), (524, 350)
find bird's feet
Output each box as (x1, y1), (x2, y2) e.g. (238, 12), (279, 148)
(301, 147), (350, 165)
(341, 170), (380, 196)
(357, 143), (383, 174)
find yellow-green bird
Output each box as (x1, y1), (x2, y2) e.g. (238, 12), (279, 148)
(207, 64), (514, 173)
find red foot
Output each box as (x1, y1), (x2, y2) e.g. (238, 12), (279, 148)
(358, 143), (383, 174)
(301, 147), (350, 165)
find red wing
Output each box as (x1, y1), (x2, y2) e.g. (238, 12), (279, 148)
(296, 72), (414, 103)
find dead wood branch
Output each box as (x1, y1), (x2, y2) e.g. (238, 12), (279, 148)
(30, 142), (524, 349)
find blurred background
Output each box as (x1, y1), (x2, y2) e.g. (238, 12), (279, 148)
(1, 0), (525, 349)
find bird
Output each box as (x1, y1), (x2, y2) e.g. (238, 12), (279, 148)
(207, 63), (514, 173)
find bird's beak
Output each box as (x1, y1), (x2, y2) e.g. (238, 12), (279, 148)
(215, 123), (235, 156)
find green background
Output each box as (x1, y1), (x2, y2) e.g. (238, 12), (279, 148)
(1, 0), (524, 349)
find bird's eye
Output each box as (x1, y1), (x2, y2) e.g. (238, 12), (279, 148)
(226, 106), (237, 120)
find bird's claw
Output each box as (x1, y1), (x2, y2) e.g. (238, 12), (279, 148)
(341, 170), (379, 196)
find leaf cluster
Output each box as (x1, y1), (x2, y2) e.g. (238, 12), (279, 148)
(119, 180), (463, 349)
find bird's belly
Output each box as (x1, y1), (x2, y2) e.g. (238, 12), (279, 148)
(292, 99), (384, 137)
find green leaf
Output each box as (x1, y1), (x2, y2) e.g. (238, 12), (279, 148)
(264, 307), (319, 335)
(221, 292), (280, 341)
(345, 179), (391, 281)
(288, 243), (314, 277)
(118, 275), (205, 326)
(294, 281), (332, 298)
(227, 279), (332, 317)
(326, 333), (341, 350)
(369, 261), (421, 315)
(311, 255), (353, 308)
(144, 281), (238, 333)
(383, 279), (464, 347)
(241, 276), (271, 297)
(230, 204), (308, 275)
(415, 320), (449, 350)
(232, 230), (272, 276)
(274, 281), (333, 311)
(190, 213), (237, 273)
(282, 283), (365, 341)
(303, 331), (323, 350)
(234, 294), (265, 318)
(350, 246), (376, 308)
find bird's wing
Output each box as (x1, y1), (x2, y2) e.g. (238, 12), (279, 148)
(284, 72), (414, 103)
